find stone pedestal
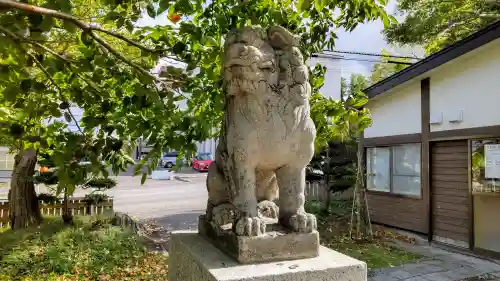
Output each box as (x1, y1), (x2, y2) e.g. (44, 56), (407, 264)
(168, 231), (367, 281)
(198, 215), (319, 264)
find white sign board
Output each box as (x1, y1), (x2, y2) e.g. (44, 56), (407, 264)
(151, 170), (173, 180)
(484, 144), (500, 179)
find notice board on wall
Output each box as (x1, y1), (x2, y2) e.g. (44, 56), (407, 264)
(484, 144), (500, 179)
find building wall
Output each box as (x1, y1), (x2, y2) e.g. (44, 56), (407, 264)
(429, 39), (500, 132)
(364, 81), (421, 138)
(0, 147), (14, 182)
(368, 193), (427, 233)
(474, 196), (500, 253)
(363, 37), (500, 249)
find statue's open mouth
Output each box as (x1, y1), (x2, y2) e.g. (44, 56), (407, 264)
(225, 58), (249, 68)
(226, 58), (275, 72)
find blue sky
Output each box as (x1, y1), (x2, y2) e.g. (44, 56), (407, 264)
(136, 0), (424, 78)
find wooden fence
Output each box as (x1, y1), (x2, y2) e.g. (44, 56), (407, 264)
(305, 181), (328, 202)
(305, 180), (354, 202)
(0, 197), (114, 227)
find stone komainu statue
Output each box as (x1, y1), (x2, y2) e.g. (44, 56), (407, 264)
(205, 26), (317, 236)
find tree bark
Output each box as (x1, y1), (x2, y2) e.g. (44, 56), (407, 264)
(323, 188), (332, 213)
(62, 189), (73, 225)
(9, 147), (42, 230)
(355, 140), (363, 238)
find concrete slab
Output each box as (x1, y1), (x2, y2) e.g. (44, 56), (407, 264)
(168, 231), (367, 281)
(368, 242), (500, 281)
(422, 272), (454, 281)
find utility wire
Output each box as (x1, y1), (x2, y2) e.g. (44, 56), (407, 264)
(323, 49), (422, 60)
(312, 53), (413, 65)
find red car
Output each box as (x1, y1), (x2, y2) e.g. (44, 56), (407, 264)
(192, 153), (214, 172)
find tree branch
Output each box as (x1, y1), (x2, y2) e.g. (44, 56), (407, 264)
(0, 0), (171, 85)
(88, 31), (161, 82)
(0, 1), (188, 105)
(91, 26), (166, 54)
(29, 41), (103, 95)
(0, 26), (84, 135)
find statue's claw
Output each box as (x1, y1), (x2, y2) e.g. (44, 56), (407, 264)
(234, 216), (266, 236)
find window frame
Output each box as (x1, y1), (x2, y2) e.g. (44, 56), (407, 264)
(0, 148), (15, 171)
(366, 143), (422, 199)
(366, 146), (391, 193)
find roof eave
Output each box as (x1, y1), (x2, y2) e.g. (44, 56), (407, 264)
(363, 20), (500, 99)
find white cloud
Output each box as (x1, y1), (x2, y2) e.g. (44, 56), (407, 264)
(331, 0), (425, 78)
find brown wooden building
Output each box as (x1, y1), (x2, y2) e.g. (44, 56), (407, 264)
(362, 21), (500, 258)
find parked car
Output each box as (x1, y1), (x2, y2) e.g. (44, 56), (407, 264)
(192, 153), (214, 172)
(161, 151), (179, 169)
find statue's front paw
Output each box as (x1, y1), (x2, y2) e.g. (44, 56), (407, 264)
(212, 204), (236, 226)
(257, 200), (279, 219)
(234, 216), (266, 236)
(282, 212), (317, 233)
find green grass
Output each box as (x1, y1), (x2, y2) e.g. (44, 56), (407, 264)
(306, 200), (422, 269)
(0, 216), (168, 281)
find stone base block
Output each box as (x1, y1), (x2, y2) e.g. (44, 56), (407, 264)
(168, 231), (367, 281)
(198, 215), (319, 264)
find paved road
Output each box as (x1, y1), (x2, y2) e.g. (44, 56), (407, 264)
(114, 173), (208, 232)
(112, 174), (207, 220)
(0, 171), (209, 232)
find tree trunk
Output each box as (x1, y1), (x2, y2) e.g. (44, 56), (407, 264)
(62, 190), (73, 225)
(9, 147), (42, 230)
(322, 180), (332, 213)
(350, 137), (372, 240)
(355, 140), (364, 238)
(325, 189), (332, 213)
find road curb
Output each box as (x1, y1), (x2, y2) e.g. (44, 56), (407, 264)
(112, 212), (169, 255)
(173, 175), (192, 182)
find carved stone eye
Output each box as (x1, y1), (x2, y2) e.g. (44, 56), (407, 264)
(259, 61), (274, 71)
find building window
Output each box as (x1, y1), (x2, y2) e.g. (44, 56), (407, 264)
(366, 147), (391, 192)
(366, 143), (421, 197)
(472, 139), (500, 193)
(0, 149), (15, 171)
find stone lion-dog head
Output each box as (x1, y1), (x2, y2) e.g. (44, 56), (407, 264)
(222, 26), (310, 102)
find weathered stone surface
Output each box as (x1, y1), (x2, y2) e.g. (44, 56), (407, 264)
(198, 215), (319, 264)
(204, 25), (318, 238)
(168, 231), (367, 281)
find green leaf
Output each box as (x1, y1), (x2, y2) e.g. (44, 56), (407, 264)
(20, 79), (31, 92)
(49, 103), (62, 117)
(158, 0), (172, 15)
(146, 4), (156, 18)
(389, 15), (398, 24)
(125, 20), (134, 33)
(39, 16), (54, 32)
(201, 36), (217, 46)
(381, 13), (390, 28)
(80, 31), (92, 46)
(314, 0), (327, 12)
(350, 96), (369, 108)
(172, 42), (186, 55)
(105, 11), (120, 21)
(63, 21), (77, 33)
(64, 112), (72, 123)
(298, 0), (311, 12)
(56, 0), (72, 13)
(3, 85), (18, 102)
(28, 14), (44, 28)
(141, 172), (147, 185)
